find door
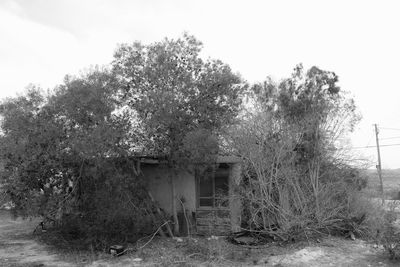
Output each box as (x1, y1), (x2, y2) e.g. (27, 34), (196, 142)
(196, 163), (231, 234)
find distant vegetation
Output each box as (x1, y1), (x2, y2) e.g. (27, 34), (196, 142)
(362, 169), (400, 200)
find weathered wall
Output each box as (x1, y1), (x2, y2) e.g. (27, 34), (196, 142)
(142, 160), (243, 234)
(142, 165), (196, 215)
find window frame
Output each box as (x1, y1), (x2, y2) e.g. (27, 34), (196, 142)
(196, 165), (230, 210)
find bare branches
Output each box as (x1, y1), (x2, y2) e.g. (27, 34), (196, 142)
(136, 221), (171, 250)
(226, 65), (364, 240)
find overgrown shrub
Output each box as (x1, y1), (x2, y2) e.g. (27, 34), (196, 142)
(228, 65), (365, 241)
(54, 159), (154, 250)
(360, 199), (400, 260)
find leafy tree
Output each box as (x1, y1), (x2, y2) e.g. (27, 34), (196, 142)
(0, 87), (60, 217)
(273, 65), (361, 197)
(253, 64), (360, 177)
(112, 33), (247, 233)
(0, 69), (151, 248)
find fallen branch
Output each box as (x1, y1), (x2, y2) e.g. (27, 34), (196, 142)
(136, 221), (171, 250)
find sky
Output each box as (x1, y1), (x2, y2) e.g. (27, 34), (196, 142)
(0, 0), (399, 168)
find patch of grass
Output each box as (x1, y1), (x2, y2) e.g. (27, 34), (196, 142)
(35, 229), (109, 266)
(131, 236), (262, 266)
(361, 169), (400, 199)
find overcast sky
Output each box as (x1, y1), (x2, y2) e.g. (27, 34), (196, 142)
(0, 0), (399, 168)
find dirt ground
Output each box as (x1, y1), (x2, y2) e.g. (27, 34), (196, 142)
(0, 210), (74, 267)
(0, 209), (399, 267)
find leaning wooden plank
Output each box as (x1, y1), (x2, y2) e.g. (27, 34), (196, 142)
(149, 209), (166, 237)
(179, 197), (191, 237)
(148, 191), (174, 237)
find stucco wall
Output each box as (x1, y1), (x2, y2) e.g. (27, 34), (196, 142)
(142, 165), (196, 215)
(142, 160), (242, 234)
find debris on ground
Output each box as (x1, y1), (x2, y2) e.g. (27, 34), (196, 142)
(172, 237), (183, 242)
(228, 231), (272, 246)
(109, 245), (126, 256)
(207, 235), (220, 241)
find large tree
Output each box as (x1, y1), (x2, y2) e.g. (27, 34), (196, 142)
(112, 33), (247, 233)
(0, 69), (151, 247)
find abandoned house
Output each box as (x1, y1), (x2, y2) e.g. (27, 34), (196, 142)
(139, 156), (242, 235)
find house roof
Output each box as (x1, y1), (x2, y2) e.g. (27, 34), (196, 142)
(137, 155), (241, 164)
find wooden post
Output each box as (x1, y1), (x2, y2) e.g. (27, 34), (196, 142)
(374, 124), (384, 204)
(148, 191), (174, 237)
(179, 197), (191, 237)
(170, 171), (180, 235)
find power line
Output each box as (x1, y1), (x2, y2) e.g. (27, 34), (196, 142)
(350, 126), (400, 149)
(380, 136), (400, 140)
(380, 127), (400, 131)
(365, 132), (374, 146)
(351, 143), (400, 149)
(380, 143), (400, 147)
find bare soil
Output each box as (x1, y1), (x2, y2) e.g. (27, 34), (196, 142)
(0, 209), (399, 267)
(0, 210), (74, 266)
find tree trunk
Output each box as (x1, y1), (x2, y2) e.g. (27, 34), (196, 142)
(170, 171), (180, 235)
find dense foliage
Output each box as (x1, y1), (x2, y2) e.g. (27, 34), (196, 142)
(0, 69), (153, 248)
(0, 33), (373, 248)
(112, 34), (246, 232)
(112, 33), (246, 164)
(229, 64), (366, 239)
(0, 34), (246, 243)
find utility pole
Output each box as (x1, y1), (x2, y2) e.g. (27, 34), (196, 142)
(374, 124), (384, 204)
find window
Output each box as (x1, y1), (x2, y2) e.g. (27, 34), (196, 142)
(197, 164), (230, 208)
